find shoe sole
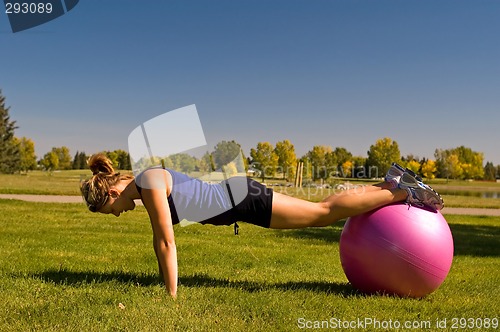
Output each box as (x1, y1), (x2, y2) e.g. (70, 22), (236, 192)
(400, 172), (444, 211)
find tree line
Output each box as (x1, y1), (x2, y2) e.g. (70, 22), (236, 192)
(249, 137), (497, 182)
(1, 90), (499, 181)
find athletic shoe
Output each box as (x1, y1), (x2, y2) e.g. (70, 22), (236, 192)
(399, 169), (444, 211)
(385, 162), (406, 188)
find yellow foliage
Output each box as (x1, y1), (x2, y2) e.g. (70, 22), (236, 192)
(421, 159), (437, 179)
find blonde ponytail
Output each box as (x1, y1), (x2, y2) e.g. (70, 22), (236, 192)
(80, 153), (134, 212)
(88, 153), (115, 175)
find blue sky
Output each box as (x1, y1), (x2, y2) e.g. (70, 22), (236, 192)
(2, 0), (500, 164)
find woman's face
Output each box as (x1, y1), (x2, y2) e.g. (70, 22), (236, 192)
(99, 187), (136, 217)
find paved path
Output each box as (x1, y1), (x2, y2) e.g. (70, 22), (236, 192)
(1, 194), (500, 216)
(0, 194), (84, 203)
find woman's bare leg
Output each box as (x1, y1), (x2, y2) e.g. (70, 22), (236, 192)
(269, 183), (407, 229)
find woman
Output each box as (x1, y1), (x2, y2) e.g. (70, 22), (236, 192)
(80, 154), (443, 299)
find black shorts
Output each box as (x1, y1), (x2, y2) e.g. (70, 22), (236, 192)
(199, 177), (274, 228)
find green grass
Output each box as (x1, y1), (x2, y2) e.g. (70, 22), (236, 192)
(441, 195), (500, 209)
(1, 199), (499, 331)
(0, 171), (88, 195)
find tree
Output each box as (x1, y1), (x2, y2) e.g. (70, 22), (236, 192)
(307, 145), (332, 180)
(328, 147), (353, 177)
(79, 152), (88, 169)
(484, 162), (496, 181)
(102, 150), (131, 170)
(72, 151), (88, 170)
(250, 142), (278, 181)
(72, 151), (79, 169)
(341, 160), (353, 177)
(401, 155), (421, 174)
(54, 146), (72, 170)
(224, 162), (238, 176)
(402, 154), (419, 163)
(351, 156), (367, 178)
(170, 153), (197, 173)
(210, 140), (246, 175)
(274, 140), (297, 181)
(39, 147), (71, 171)
(405, 160), (421, 174)
(434, 149), (452, 179)
(447, 154), (463, 180)
(212, 140), (242, 167)
(133, 155), (170, 172)
(421, 159), (437, 179)
(332, 147), (352, 165)
(40, 150), (59, 171)
(435, 146), (484, 180)
(15, 137), (37, 172)
(114, 149), (131, 170)
(366, 138), (401, 178)
(454, 146), (484, 179)
(199, 152), (212, 173)
(0, 90), (21, 173)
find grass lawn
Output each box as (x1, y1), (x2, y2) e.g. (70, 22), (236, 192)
(0, 199), (499, 331)
(0, 171), (89, 195)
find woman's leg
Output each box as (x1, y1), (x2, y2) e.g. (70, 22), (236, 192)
(269, 184), (408, 229)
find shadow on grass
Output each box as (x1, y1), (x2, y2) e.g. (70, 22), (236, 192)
(275, 221), (346, 243)
(276, 220), (500, 257)
(28, 269), (161, 286)
(179, 273), (357, 296)
(449, 222), (500, 257)
(26, 269), (357, 296)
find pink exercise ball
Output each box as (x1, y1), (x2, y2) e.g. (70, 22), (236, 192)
(339, 203), (454, 298)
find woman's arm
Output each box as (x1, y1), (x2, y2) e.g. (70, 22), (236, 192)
(140, 170), (178, 298)
(152, 233), (164, 279)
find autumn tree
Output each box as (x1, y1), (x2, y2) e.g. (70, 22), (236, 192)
(40, 150), (59, 171)
(199, 152), (212, 173)
(274, 139), (297, 181)
(435, 146), (484, 180)
(40, 147), (71, 170)
(401, 155), (421, 174)
(340, 160), (353, 177)
(366, 138), (401, 178)
(421, 159), (437, 179)
(350, 156), (367, 178)
(54, 146), (72, 170)
(406, 160), (421, 174)
(306, 145), (332, 180)
(327, 147), (353, 177)
(250, 142), (278, 181)
(15, 137), (37, 172)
